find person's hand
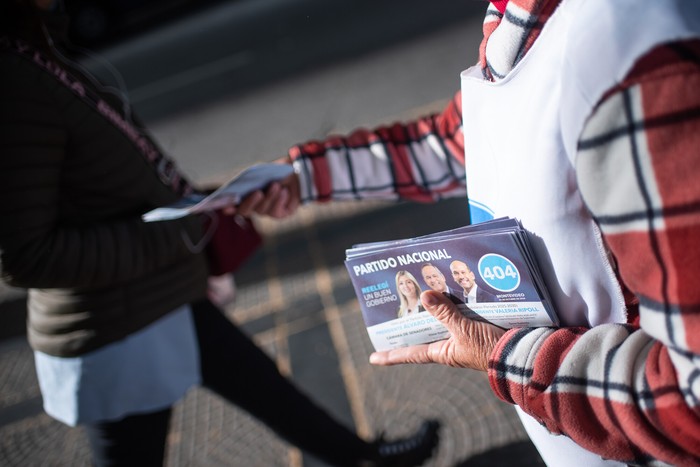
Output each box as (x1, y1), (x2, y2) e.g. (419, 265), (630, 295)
(222, 159), (301, 218)
(369, 290), (506, 371)
(251, 172), (301, 218)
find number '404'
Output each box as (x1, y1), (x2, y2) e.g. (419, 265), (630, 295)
(481, 265), (518, 281)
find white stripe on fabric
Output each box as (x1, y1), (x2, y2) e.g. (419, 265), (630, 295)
(609, 332), (654, 405)
(667, 347), (700, 408)
(639, 303), (687, 351)
(633, 344), (655, 412)
(502, 328), (552, 387)
(577, 87), (664, 235)
(484, 3), (502, 24)
(629, 87), (665, 231)
(292, 156), (317, 202)
(485, 2), (535, 79)
(503, 326), (660, 406)
(331, 144), (397, 201)
(547, 327), (647, 405)
(326, 147), (356, 195)
(413, 137), (466, 192)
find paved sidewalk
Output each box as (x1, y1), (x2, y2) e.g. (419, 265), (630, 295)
(0, 199), (545, 466)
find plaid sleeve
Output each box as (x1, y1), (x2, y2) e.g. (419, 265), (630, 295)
(288, 91), (466, 204)
(488, 41), (700, 466)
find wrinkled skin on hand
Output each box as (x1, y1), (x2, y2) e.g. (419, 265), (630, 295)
(369, 290), (506, 371)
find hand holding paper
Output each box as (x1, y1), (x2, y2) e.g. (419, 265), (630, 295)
(345, 217), (557, 353)
(247, 170), (301, 219)
(369, 290), (506, 371)
(142, 163), (297, 222)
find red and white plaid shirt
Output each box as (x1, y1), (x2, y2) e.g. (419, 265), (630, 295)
(289, 2), (700, 464)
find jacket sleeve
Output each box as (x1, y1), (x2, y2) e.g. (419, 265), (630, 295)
(487, 41), (700, 466)
(0, 59), (205, 289)
(288, 91), (466, 204)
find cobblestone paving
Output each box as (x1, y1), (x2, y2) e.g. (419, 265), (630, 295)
(0, 200), (544, 466)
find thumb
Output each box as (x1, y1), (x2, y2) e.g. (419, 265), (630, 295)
(421, 290), (467, 333)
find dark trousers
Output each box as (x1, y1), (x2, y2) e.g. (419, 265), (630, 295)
(84, 300), (373, 466)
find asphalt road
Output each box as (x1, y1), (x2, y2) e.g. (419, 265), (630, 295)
(84, 0), (487, 183)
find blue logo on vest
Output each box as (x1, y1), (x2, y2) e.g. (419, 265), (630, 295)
(477, 254), (520, 292)
(468, 200), (495, 224)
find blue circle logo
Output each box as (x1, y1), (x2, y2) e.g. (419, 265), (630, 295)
(477, 254), (520, 292)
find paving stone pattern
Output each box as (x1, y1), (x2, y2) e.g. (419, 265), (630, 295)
(0, 199), (545, 466)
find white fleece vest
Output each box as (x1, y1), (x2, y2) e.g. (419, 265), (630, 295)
(461, 0), (700, 329)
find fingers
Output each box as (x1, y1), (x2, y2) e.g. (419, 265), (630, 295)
(369, 344), (434, 366)
(217, 169), (301, 219)
(370, 291), (507, 371)
(420, 290), (468, 335)
(236, 190), (264, 217)
(221, 206), (236, 216)
(253, 173), (302, 218)
(255, 183), (292, 218)
(281, 173), (301, 214)
(253, 182), (282, 215)
(235, 183), (287, 218)
(267, 188), (290, 217)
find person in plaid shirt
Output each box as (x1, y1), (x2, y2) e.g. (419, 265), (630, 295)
(258, 0), (700, 465)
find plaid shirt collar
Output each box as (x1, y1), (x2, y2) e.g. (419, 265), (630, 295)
(481, 0), (562, 81)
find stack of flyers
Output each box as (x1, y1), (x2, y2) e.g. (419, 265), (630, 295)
(344, 218), (559, 352)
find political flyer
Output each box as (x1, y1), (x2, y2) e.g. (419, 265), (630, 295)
(142, 163), (294, 222)
(344, 218), (558, 352)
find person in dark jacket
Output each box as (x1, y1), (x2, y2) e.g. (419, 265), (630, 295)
(0, 1), (440, 465)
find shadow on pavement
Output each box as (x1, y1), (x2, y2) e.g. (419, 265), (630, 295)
(455, 440), (546, 467)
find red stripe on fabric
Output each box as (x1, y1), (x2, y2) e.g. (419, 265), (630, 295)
(445, 135), (465, 165)
(547, 393), (700, 465)
(657, 225), (700, 305)
(530, 328), (583, 388)
(647, 405), (700, 464)
(644, 344), (686, 410)
(291, 141), (333, 201)
(442, 94), (466, 165)
(624, 41), (700, 86)
(408, 119), (424, 143)
(606, 227), (700, 306)
(490, 329), (700, 464)
(496, 378), (700, 464)
(346, 128), (376, 148)
(479, 20), (499, 70)
(508, 0), (546, 11)
(640, 68), (700, 208)
(378, 125), (425, 201)
(646, 344), (700, 456)
(315, 137), (351, 201)
(384, 143), (411, 190)
(491, 0), (508, 13)
(605, 232), (668, 304)
(311, 155), (332, 201)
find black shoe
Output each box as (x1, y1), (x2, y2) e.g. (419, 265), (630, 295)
(370, 419), (440, 467)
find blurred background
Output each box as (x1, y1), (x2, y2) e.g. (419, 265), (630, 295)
(79, 0), (485, 181)
(0, 1), (547, 465)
